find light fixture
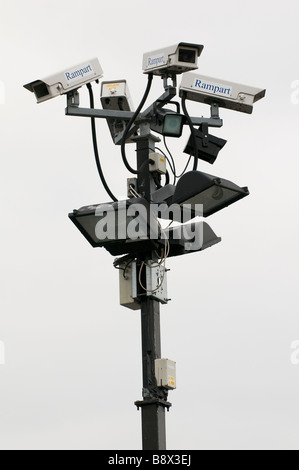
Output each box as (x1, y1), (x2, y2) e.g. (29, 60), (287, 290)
(165, 221), (221, 258)
(171, 170), (249, 219)
(68, 198), (161, 256)
(150, 109), (186, 137)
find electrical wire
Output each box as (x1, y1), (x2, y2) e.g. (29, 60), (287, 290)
(165, 170), (170, 186)
(114, 257), (135, 280)
(138, 260), (166, 294)
(181, 91), (198, 172)
(125, 178), (170, 293)
(129, 184), (167, 288)
(129, 185), (141, 199)
(138, 218), (170, 294)
(175, 155), (192, 179)
(86, 83), (118, 202)
(122, 180), (171, 293)
(155, 147), (175, 181)
(163, 136), (177, 183)
(158, 142), (192, 182)
(121, 73), (154, 174)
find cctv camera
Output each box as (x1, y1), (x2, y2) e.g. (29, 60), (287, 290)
(143, 42), (204, 77)
(101, 79), (134, 111)
(100, 80), (136, 144)
(24, 58), (103, 104)
(179, 72), (266, 114)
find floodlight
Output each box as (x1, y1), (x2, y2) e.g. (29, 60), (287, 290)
(151, 109), (186, 137)
(165, 221), (221, 258)
(68, 198), (161, 256)
(171, 171), (249, 219)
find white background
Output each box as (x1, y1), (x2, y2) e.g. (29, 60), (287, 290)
(0, 0), (298, 450)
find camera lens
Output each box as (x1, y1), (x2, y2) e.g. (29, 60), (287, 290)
(178, 48), (196, 64)
(33, 82), (50, 99)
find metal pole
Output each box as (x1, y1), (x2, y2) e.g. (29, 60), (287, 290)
(134, 127), (171, 450)
(140, 298), (167, 450)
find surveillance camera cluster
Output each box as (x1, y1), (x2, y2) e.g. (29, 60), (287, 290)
(24, 42), (266, 172)
(24, 42), (265, 114)
(23, 42), (266, 162)
(23, 42), (266, 257)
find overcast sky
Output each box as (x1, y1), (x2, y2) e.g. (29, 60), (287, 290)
(0, 0), (299, 450)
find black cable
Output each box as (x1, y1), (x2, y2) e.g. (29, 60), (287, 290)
(157, 144), (190, 182)
(121, 73), (154, 174)
(165, 170), (170, 186)
(163, 136), (177, 184)
(181, 91), (198, 171)
(86, 83), (118, 202)
(176, 155), (192, 179)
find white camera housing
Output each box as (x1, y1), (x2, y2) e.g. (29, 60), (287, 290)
(100, 80), (135, 144)
(24, 58), (103, 103)
(179, 72), (266, 114)
(143, 42), (204, 76)
(100, 80), (133, 112)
